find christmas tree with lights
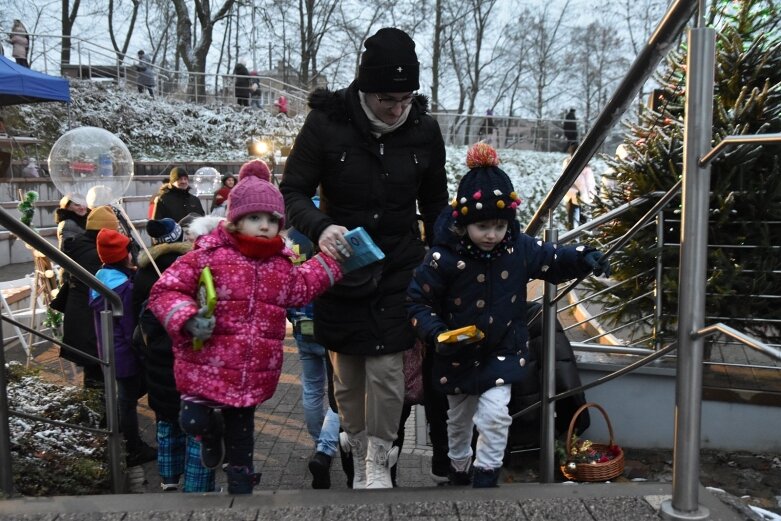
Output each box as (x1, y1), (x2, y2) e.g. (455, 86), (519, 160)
(590, 0), (781, 346)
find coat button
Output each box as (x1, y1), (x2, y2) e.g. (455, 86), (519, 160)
(440, 376), (448, 384)
(520, 358), (526, 367)
(373, 213), (379, 219)
(495, 378), (505, 386)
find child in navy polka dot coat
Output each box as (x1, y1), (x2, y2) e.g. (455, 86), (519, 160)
(406, 143), (610, 488)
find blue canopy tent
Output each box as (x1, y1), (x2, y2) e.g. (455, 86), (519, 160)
(0, 55), (70, 106)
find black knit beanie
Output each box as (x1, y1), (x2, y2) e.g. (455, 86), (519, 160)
(452, 143), (521, 226)
(357, 28), (420, 93)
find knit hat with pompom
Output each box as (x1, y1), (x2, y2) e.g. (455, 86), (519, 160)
(451, 143), (521, 225)
(227, 159), (285, 226)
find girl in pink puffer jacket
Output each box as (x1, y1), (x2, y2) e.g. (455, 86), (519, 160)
(148, 160), (342, 494)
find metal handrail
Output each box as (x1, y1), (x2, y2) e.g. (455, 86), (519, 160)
(694, 322), (781, 361)
(0, 204), (124, 496)
(525, 0), (698, 237)
(0, 207), (122, 316)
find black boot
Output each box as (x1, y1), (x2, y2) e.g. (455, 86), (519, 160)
(447, 458), (473, 486)
(472, 466), (500, 488)
(308, 451), (332, 489)
(226, 465), (261, 494)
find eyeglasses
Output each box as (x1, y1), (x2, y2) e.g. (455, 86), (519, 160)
(374, 93), (415, 109)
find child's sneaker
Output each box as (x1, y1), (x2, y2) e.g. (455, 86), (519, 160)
(472, 466), (500, 488)
(160, 481), (179, 492)
(447, 457), (473, 486)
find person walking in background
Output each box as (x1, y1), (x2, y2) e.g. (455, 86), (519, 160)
(274, 95), (288, 116)
(90, 228), (157, 468)
(286, 220), (341, 489)
(134, 216), (222, 492)
(478, 109), (497, 146)
(407, 143), (611, 487)
(563, 108), (578, 150)
(280, 27), (449, 489)
(233, 61), (251, 107)
(211, 174), (235, 216)
(9, 20), (29, 67)
(152, 166), (205, 222)
(59, 206), (121, 394)
(148, 160), (344, 494)
(562, 143), (597, 230)
(135, 50), (156, 97)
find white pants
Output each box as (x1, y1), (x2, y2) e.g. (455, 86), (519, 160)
(446, 385), (512, 470)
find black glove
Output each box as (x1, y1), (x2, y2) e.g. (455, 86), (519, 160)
(583, 250), (611, 277)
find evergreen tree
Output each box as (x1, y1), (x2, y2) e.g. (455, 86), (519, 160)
(590, 0), (781, 346)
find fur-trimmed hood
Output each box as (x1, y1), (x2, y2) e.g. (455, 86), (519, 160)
(137, 241), (191, 269)
(307, 81), (431, 124)
(54, 207), (88, 227)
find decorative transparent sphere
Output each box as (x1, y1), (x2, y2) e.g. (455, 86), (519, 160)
(192, 167), (222, 195)
(47, 126), (134, 208)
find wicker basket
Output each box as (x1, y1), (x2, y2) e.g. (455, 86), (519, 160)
(559, 402), (625, 482)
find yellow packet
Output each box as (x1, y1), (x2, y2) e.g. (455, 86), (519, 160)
(436, 325), (484, 344)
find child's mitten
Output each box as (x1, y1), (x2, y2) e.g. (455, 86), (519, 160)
(583, 250), (611, 277)
(184, 306), (216, 341)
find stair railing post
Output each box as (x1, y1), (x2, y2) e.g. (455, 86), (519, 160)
(660, 15), (715, 521)
(540, 218), (558, 482)
(654, 212), (664, 350)
(100, 309), (124, 494)
(0, 319), (15, 497)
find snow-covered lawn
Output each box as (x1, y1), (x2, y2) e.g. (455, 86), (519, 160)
(4, 362), (109, 496)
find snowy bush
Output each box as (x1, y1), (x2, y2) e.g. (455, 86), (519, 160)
(5, 362), (109, 496)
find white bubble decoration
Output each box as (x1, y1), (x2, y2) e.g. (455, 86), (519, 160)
(192, 167), (222, 196)
(48, 126), (134, 208)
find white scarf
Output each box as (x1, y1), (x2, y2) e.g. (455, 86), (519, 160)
(358, 91), (412, 138)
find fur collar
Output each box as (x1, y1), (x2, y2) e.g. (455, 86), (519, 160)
(137, 241), (192, 269)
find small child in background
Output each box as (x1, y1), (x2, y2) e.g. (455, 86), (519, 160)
(406, 143), (610, 488)
(90, 228), (156, 467)
(286, 219), (341, 489)
(148, 160), (343, 494)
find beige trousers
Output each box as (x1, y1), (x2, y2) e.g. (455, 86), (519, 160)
(328, 351), (404, 441)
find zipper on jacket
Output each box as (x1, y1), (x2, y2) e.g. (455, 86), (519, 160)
(413, 153), (419, 165)
(379, 143), (384, 156)
(340, 152), (346, 162)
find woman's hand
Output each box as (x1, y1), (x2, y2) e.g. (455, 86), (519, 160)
(318, 224), (351, 261)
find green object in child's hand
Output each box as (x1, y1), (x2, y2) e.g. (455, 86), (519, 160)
(193, 266), (217, 351)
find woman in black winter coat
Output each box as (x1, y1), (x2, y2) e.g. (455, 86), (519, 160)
(233, 62), (251, 106)
(54, 195), (89, 250)
(280, 27), (449, 489)
(60, 207), (122, 390)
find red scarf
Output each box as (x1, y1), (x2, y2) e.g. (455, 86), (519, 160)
(231, 233), (284, 259)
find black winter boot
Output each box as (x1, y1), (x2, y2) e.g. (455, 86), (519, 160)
(447, 457), (473, 486)
(472, 466), (500, 488)
(308, 451), (332, 489)
(226, 465), (261, 494)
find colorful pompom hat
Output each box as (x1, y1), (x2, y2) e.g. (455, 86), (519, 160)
(451, 142), (522, 225)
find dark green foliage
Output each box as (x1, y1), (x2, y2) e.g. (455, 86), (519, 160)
(591, 0), (781, 346)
